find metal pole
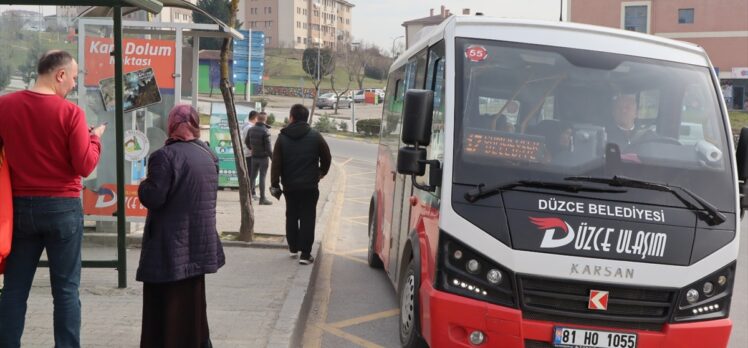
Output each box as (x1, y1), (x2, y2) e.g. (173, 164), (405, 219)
(351, 97), (355, 133)
(560, 0), (563, 21)
(250, 29), (252, 101)
(113, 6), (127, 289)
(175, 29), (183, 102)
(192, 36), (200, 109)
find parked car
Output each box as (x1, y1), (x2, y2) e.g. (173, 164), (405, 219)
(316, 93), (352, 109)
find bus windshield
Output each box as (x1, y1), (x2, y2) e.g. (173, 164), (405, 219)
(453, 38), (734, 212)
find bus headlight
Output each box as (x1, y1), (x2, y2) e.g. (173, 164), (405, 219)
(436, 231), (516, 307)
(487, 269), (503, 285)
(466, 259), (481, 274)
(672, 263), (735, 323)
(685, 289), (699, 304)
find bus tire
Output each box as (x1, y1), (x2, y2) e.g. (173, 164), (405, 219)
(367, 208), (384, 268)
(399, 258), (427, 348)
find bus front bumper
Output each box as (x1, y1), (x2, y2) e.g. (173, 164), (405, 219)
(424, 282), (732, 348)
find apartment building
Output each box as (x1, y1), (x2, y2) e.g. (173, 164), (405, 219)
(239, 0), (353, 50)
(568, 0), (748, 110)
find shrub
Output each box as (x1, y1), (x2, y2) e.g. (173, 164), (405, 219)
(283, 117), (290, 126)
(356, 119), (381, 136)
(313, 115), (336, 133)
(259, 98), (269, 111)
(338, 121), (348, 132)
(267, 113), (276, 126)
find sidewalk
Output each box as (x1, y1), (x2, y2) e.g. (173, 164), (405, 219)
(17, 162), (340, 347)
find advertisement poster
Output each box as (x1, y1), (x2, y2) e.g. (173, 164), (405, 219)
(84, 37), (176, 89)
(83, 184), (147, 218)
(99, 67), (162, 112)
(210, 103), (253, 187)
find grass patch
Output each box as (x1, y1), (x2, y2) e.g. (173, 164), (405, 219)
(729, 110), (748, 131)
(263, 52), (386, 90)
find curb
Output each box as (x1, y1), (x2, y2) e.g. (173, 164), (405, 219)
(265, 162), (341, 348)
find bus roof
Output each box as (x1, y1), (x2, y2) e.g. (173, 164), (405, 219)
(391, 16), (710, 72)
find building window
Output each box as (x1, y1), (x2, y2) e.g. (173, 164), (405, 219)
(678, 8), (694, 24)
(303, 37), (307, 44)
(346, 19), (349, 25)
(266, 37), (271, 45)
(297, 37), (301, 43)
(251, 8), (257, 15)
(623, 5), (648, 33)
(297, 7), (301, 14)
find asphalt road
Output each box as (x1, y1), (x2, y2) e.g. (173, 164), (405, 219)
(301, 136), (748, 348)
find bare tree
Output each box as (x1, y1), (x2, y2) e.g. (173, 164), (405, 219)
(346, 43), (373, 91)
(301, 47), (334, 124)
(220, 0), (255, 242)
(329, 41), (354, 114)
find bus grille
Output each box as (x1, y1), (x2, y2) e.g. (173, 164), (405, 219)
(518, 275), (677, 331)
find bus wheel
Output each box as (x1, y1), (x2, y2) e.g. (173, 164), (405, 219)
(367, 212), (384, 268)
(399, 258), (427, 348)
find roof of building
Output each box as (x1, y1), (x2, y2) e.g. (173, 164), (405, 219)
(199, 50), (232, 61)
(336, 0), (355, 8)
(402, 13), (451, 27)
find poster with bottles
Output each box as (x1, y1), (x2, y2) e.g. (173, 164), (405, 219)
(209, 103), (254, 187)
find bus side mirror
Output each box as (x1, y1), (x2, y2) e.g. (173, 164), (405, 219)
(402, 89), (434, 146)
(397, 147), (426, 176)
(735, 128), (748, 211)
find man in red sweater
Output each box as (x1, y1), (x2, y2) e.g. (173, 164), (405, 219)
(0, 50), (105, 347)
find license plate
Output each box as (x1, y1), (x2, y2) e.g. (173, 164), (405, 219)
(553, 327), (637, 348)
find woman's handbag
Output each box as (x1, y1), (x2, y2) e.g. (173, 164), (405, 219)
(0, 148), (13, 274)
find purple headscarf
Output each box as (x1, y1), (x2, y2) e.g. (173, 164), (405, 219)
(166, 104), (200, 145)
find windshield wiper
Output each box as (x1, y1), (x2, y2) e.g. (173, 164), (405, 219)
(564, 175), (726, 226)
(464, 180), (627, 203)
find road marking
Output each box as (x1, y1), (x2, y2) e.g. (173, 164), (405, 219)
(337, 248), (368, 255)
(339, 158), (354, 167)
(332, 252), (368, 265)
(329, 308), (400, 329)
(302, 162), (347, 348)
(342, 216), (369, 226)
(348, 171), (376, 177)
(320, 324), (385, 348)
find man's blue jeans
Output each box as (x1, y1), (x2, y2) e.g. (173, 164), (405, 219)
(0, 197), (83, 348)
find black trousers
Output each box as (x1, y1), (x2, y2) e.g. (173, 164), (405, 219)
(284, 189), (320, 256)
(141, 275), (211, 348)
(250, 157), (270, 200)
(245, 156), (254, 195)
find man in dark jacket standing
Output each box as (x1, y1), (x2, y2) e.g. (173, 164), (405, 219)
(271, 104), (332, 264)
(247, 112), (273, 205)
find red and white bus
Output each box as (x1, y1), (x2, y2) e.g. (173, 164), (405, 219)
(368, 16), (746, 348)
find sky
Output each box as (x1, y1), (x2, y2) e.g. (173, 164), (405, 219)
(351, 0), (569, 50)
(0, 1), (569, 51)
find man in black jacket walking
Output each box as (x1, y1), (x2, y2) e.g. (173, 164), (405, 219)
(247, 112), (273, 205)
(271, 104), (332, 264)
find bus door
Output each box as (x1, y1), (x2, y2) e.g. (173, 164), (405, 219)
(388, 49), (428, 284)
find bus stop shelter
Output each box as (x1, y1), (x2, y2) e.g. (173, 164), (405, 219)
(0, 0), (242, 288)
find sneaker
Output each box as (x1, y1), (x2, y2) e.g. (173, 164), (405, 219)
(299, 255), (315, 265)
(259, 198), (273, 205)
(289, 251), (299, 259)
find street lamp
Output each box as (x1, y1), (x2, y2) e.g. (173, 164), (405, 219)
(391, 35), (404, 59)
(350, 41), (361, 133)
(313, 1), (322, 85)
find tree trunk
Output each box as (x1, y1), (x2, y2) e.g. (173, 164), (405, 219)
(220, 0), (254, 242)
(309, 85), (319, 125)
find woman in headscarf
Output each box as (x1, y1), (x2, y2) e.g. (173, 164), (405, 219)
(137, 104), (224, 348)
